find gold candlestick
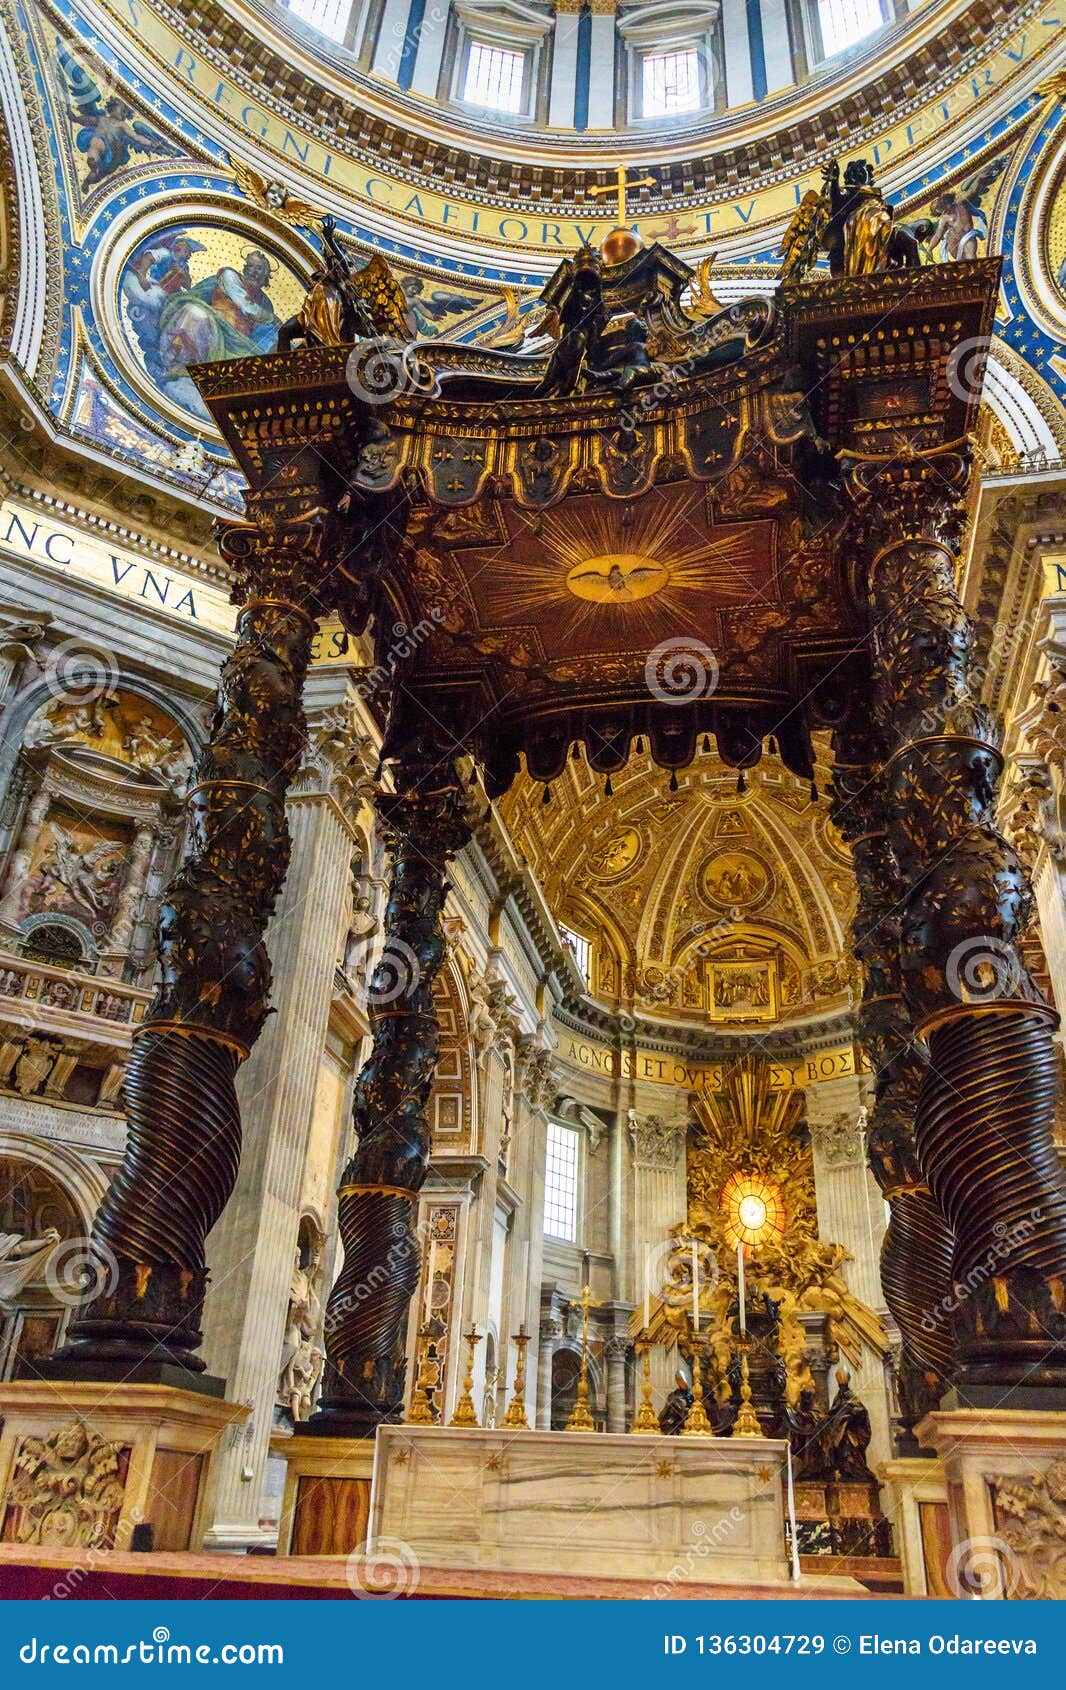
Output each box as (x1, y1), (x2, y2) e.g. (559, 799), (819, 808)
(501, 1322), (531, 1428)
(564, 1283), (602, 1431)
(681, 1340), (714, 1437)
(449, 1324), (482, 1427)
(406, 1322), (437, 1425)
(733, 1335), (765, 1437)
(630, 1330), (659, 1433)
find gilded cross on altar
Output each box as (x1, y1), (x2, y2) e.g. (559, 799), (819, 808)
(564, 1284), (603, 1433)
(590, 166), (655, 227)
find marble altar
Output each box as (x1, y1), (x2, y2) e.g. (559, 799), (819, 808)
(369, 1426), (858, 1590)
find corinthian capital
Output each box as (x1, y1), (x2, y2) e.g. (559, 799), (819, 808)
(294, 700), (377, 805)
(845, 442), (970, 559)
(627, 1108), (683, 1169)
(216, 490), (335, 610)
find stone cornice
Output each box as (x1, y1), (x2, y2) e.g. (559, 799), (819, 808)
(550, 997), (857, 1070)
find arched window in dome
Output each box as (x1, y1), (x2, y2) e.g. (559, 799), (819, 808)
(282, 0), (353, 44)
(642, 47), (701, 117)
(464, 41), (526, 110)
(811, 0), (889, 60)
(618, 3), (718, 124)
(447, 1), (553, 124)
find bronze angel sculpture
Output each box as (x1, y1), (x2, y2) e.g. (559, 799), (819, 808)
(779, 159), (922, 282)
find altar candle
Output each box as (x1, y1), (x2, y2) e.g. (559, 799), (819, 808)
(642, 1247), (650, 1334)
(423, 1239), (437, 1320)
(737, 1239), (746, 1336)
(786, 1442), (801, 1582)
(690, 1239), (699, 1332)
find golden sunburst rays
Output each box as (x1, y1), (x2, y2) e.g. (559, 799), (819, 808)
(487, 492), (765, 646)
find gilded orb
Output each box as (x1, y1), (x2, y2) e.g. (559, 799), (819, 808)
(601, 226), (644, 267)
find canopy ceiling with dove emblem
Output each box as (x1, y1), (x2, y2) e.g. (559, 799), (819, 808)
(193, 246), (999, 798)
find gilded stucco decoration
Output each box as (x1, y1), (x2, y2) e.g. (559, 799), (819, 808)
(500, 746), (853, 1025)
(640, 1056), (888, 1405)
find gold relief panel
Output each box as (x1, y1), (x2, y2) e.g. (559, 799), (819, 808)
(1, 1421), (130, 1549)
(24, 688), (190, 783)
(709, 956), (778, 1024)
(585, 826), (643, 879)
(699, 850), (771, 913)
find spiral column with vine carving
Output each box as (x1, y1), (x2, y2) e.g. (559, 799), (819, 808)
(53, 496), (329, 1378)
(309, 742), (472, 1435)
(831, 724), (957, 1424)
(850, 445), (1066, 1394)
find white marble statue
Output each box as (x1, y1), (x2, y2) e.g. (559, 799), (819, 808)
(0, 1228), (61, 1300)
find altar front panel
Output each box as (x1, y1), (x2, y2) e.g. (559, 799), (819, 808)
(370, 1426), (793, 1587)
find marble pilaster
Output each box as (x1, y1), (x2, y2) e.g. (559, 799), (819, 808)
(371, 0), (414, 79)
(100, 822), (156, 971)
(586, 3), (617, 128)
(720, 0), (753, 106)
(410, 0), (450, 96)
(604, 1334), (628, 1432)
(759, 0), (794, 93)
(536, 1316), (560, 1429)
(200, 678), (370, 1549)
(806, 1074), (892, 1464)
(627, 1102), (686, 1401)
(548, 0), (581, 128)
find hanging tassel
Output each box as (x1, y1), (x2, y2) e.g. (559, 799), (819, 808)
(736, 771), (746, 794)
(810, 779), (818, 803)
(702, 735), (711, 753)
(542, 784), (552, 807)
(769, 737), (777, 757)
(604, 775), (613, 797)
(669, 769), (679, 792)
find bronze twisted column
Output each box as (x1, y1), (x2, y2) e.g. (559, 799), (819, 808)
(309, 737), (472, 1435)
(850, 444), (1066, 1397)
(831, 725), (957, 1433)
(52, 494), (329, 1381)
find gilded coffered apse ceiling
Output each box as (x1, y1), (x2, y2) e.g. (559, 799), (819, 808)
(501, 744), (856, 1029)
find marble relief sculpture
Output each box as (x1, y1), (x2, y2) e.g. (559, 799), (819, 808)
(3, 1422), (128, 1548)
